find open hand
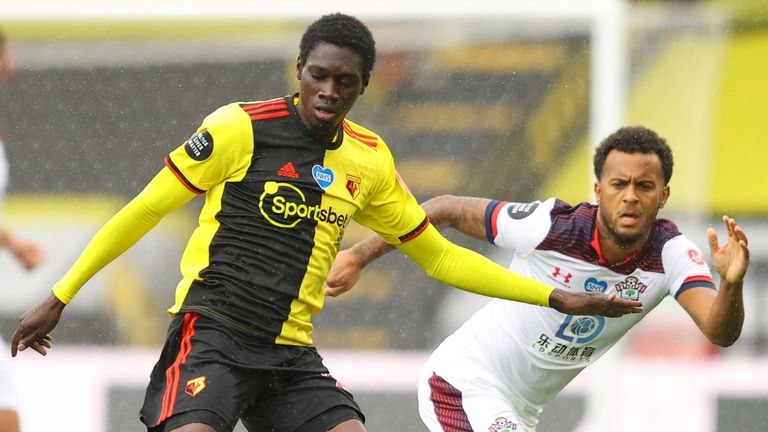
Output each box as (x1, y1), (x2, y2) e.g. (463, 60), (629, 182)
(708, 215), (749, 286)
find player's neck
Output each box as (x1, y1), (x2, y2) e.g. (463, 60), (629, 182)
(595, 221), (649, 266)
(600, 240), (643, 266)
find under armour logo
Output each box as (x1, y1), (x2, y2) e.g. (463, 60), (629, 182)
(552, 267), (573, 284)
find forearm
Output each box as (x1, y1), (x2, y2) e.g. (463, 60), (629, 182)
(703, 281), (744, 347)
(53, 168), (194, 303)
(349, 233), (395, 267)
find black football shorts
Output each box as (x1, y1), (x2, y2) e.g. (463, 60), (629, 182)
(140, 312), (364, 432)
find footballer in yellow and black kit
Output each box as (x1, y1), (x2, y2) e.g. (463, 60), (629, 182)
(46, 93), (555, 430)
(163, 94), (428, 347)
(139, 94), (436, 430)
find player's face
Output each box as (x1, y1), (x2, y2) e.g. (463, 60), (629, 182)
(296, 42), (366, 141)
(595, 150), (669, 248)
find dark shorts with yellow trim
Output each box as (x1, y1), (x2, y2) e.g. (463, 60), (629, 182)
(140, 312), (364, 432)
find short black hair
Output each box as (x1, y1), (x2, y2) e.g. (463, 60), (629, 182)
(298, 13), (376, 85)
(593, 126), (674, 185)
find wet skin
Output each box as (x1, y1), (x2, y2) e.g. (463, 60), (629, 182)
(594, 150), (670, 264)
(295, 42), (367, 142)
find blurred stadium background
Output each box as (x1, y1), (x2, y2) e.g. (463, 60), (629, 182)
(1, 0), (767, 431)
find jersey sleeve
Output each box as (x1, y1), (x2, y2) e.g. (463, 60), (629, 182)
(352, 144), (427, 244)
(396, 223), (554, 306)
(164, 103), (253, 193)
(486, 197), (557, 255)
(52, 168), (195, 304)
(662, 235), (717, 299)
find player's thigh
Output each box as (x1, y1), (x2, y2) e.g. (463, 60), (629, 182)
(327, 418), (366, 432)
(462, 381), (526, 432)
(167, 423), (218, 432)
(418, 369), (526, 432)
(241, 365), (364, 432)
(297, 406), (366, 432)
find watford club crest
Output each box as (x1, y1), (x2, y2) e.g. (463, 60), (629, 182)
(346, 174), (361, 199)
(185, 376), (207, 397)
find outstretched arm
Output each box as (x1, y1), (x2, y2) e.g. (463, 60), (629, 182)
(11, 167), (196, 357)
(397, 222), (642, 316)
(326, 195), (486, 296)
(678, 215), (749, 347)
(328, 195), (643, 317)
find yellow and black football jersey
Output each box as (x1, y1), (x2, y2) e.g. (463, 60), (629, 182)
(164, 94), (427, 346)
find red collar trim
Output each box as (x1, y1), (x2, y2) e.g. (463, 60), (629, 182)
(591, 221), (646, 267)
(590, 223), (607, 265)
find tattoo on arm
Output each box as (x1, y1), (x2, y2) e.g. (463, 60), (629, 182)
(350, 195), (492, 266)
(423, 195), (490, 241)
(352, 233), (395, 267)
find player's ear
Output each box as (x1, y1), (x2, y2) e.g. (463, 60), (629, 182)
(659, 185), (670, 208)
(296, 58), (303, 81)
(594, 181), (601, 204)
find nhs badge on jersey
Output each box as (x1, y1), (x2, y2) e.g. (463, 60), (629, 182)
(312, 165), (334, 190)
(614, 275), (647, 300)
(584, 277), (608, 293)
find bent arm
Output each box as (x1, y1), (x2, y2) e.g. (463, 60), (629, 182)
(326, 195), (488, 295)
(396, 223), (643, 317)
(53, 167), (196, 303)
(329, 195), (643, 316)
(678, 216), (749, 347)
(349, 195), (488, 267)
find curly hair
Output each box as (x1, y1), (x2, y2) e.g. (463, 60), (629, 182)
(298, 13), (376, 85)
(593, 126), (674, 185)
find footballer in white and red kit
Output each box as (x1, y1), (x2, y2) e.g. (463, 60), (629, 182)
(418, 197), (716, 432)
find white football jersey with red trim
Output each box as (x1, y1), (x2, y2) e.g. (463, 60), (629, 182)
(423, 197), (715, 428)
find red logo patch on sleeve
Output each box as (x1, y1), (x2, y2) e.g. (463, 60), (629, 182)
(687, 249), (706, 265)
